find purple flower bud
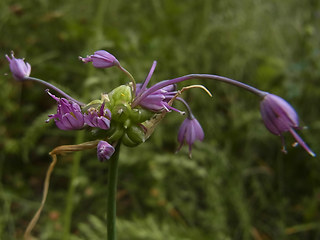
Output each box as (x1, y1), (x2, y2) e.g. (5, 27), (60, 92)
(5, 52), (31, 80)
(84, 103), (112, 130)
(177, 115), (204, 157)
(46, 90), (84, 130)
(135, 83), (177, 112)
(79, 50), (119, 68)
(97, 140), (115, 162)
(260, 93), (315, 156)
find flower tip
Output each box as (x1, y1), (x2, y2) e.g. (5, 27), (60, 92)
(303, 145), (316, 157)
(79, 55), (92, 64)
(289, 128), (315, 157)
(309, 151), (316, 157)
(281, 146), (288, 154)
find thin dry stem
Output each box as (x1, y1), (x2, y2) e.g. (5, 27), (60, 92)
(23, 140), (100, 240)
(24, 154), (57, 240)
(169, 84), (213, 104)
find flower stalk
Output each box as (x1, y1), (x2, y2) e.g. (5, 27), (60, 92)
(117, 64), (136, 93)
(62, 131), (85, 240)
(25, 77), (84, 106)
(132, 74), (268, 108)
(107, 142), (121, 240)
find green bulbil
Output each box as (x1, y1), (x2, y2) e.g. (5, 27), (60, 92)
(130, 108), (153, 123)
(126, 125), (145, 144)
(103, 85), (153, 146)
(108, 85), (132, 106)
(111, 104), (132, 123)
(107, 123), (125, 142)
(122, 134), (140, 147)
(122, 133), (140, 147)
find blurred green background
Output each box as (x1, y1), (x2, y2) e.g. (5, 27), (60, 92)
(1, 0), (320, 239)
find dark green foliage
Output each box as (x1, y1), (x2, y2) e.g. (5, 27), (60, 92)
(1, 0), (320, 239)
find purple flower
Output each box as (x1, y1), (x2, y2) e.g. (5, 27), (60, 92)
(84, 103), (111, 130)
(177, 115), (204, 157)
(134, 61), (178, 112)
(79, 50), (119, 68)
(135, 83), (177, 112)
(5, 52), (31, 80)
(260, 93), (315, 156)
(46, 90), (84, 130)
(97, 140), (115, 162)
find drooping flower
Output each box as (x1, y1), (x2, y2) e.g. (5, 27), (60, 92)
(177, 114), (204, 157)
(97, 140), (115, 162)
(5, 52), (31, 80)
(46, 90), (85, 130)
(260, 93), (315, 156)
(79, 50), (119, 68)
(84, 103), (112, 130)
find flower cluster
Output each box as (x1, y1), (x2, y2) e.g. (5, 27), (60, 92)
(6, 50), (315, 160)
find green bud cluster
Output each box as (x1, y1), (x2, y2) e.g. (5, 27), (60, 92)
(103, 85), (153, 147)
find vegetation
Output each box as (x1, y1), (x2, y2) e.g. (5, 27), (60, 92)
(1, 0), (320, 239)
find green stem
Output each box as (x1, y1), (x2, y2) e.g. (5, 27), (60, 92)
(118, 65), (136, 93)
(62, 131), (84, 240)
(107, 143), (121, 240)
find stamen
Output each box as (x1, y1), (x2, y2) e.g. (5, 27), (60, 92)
(163, 102), (185, 114)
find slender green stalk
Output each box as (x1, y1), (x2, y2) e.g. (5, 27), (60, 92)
(62, 131), (84, 240)
(107, 143), (121, 240)
(118, 65), (136, 93)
